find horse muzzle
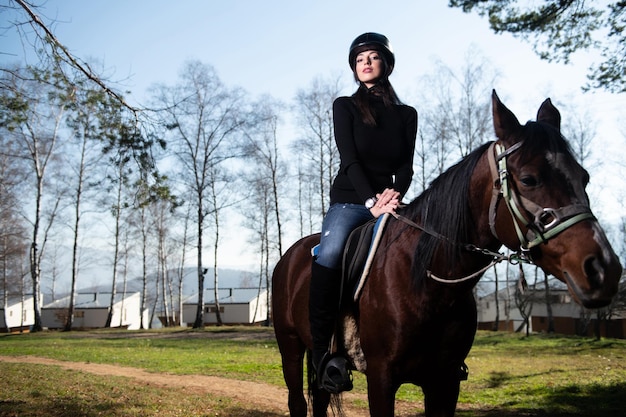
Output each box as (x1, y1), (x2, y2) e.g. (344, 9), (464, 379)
(562, 252), (622, 309)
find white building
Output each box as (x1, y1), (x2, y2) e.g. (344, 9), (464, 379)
(42, 292), (147, 330)
(0, 295), (35, 332)
(183, 288), (268, 325)
(477, 279), (626, 338)
(477, 285), (528, 332)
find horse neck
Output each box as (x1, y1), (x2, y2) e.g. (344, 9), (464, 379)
(430, 145), (504, 289)
(400, 144), (501, 296)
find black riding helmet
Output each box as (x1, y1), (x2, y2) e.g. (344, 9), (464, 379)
(348, 32), (395, 75)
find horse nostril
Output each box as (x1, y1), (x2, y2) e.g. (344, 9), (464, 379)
(583, 256), (604, 288)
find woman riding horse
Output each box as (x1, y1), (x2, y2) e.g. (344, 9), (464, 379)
(273, 89), (622, 417)
(308, 32), (417, 393)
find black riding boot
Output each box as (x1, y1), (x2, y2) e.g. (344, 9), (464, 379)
(309, 261), (353, 393)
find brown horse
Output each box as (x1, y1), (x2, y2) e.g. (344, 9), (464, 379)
(272, 90), (622, 417)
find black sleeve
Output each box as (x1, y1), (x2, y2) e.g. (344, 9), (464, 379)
(333, 98), (376, 202)
(393, 106), (418, 197)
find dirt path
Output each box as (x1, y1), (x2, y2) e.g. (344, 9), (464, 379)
(0, 330), (424, 416)
(0, 355), (384, 416)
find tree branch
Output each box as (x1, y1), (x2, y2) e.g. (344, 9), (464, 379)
(14, 0), (139, 115)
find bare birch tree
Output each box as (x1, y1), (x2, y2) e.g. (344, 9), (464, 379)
(0, 65), (68, 331)
(292, 75), (344, 222)
(152, 60), (247, 328)
(104, 153), (130, 328)
(243, 96), (287, 257)
(62, 85), (111, 331)
(0, 130), (28, 331)
(415, 46), (497, 196)
(241, 96), (288, 324)
(294, 152), (318, 236)
(150, 197), (180, 326)
(174, 200), (193, 326)
(135, 196), (151, 329)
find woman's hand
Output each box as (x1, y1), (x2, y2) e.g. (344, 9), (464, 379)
(369, 188), (401, 218)
(376, 188), (401, 207)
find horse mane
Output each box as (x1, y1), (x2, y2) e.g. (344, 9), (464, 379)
(400, 120), (575, 289)
(400, 142), (492, 288)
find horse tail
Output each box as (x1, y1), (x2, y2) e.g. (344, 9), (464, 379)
(329, 391), (345, 416)
(306, 349), (315, 407)
(306, 350), (346, 417)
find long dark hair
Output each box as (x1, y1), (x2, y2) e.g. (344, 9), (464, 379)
(351, 51), (402, 126)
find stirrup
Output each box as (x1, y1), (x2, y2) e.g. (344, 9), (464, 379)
(317, 353), (353, 394)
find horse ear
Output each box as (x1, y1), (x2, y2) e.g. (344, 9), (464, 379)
(492, 89), (521, 146)
(536, 98), (561, 132)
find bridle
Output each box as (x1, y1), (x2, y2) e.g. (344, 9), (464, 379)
(392, 140), (595, 284)
(487, 141), (595, 258)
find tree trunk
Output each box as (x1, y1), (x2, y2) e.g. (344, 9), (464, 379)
(193, 207), (205, 329)
(544, 271), (555, 333)
(106, 161), (124, 328)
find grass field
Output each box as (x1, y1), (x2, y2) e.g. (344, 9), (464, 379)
(1, 327), (625, 416)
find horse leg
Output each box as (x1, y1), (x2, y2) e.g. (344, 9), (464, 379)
(364, 365), (398, 417)
(291, 350), (329, 417)
(311, 383), (331, 417)
(278, 335), (308, 417)
(421, 377), (460, 417)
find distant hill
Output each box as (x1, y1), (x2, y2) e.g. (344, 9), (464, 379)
(78, 267), (260, 295)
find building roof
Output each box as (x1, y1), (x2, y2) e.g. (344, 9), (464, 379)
(0, 295), (34, 306)
(42, 292), (138, 309)
(479, 276), (571, 300)
(183, 288), (266, 305)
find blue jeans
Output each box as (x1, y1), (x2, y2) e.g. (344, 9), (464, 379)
(315, 203), (374, 269)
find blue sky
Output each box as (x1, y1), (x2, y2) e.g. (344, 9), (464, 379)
(3, 1), (625, 270)
(3, 0), (610, 108)
(6, 1), (623, 147)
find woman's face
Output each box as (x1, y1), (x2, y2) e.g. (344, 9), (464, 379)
(355, 50), (383, 87)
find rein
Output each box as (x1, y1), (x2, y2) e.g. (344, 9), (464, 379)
(391, 212), (523, 284)
(392, 140), (595, 284)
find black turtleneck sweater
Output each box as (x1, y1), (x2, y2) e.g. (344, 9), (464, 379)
(329, 94), (418, 205)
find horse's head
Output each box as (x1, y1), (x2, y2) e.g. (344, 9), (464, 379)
(490, 90), (622, 308)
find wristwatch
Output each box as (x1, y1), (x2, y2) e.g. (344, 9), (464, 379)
(365, 197), (378, 209)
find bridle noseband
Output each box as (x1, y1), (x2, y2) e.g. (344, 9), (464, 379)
(487, 141), (596, 259)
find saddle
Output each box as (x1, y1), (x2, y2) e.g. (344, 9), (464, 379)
(312, 213), (390, 302)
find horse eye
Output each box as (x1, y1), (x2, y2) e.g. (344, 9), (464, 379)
(520, 176), (538, 187)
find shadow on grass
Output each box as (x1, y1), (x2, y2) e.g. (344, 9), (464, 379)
(0, 398), (125, 417)
(0, 398), (284, 417)
(454, 382), (626, 417)
(485, 368), (572, 389)
(485, 371), (510, 388)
